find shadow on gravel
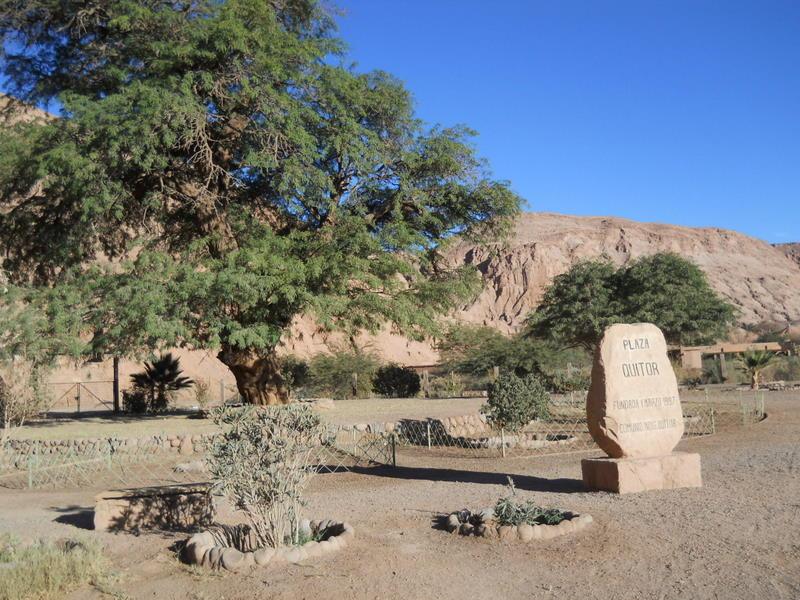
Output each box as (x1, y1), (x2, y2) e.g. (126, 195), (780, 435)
(349, 465), (585, 494)
(51, 505), (95, 530)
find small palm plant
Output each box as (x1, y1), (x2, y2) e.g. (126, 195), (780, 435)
(130, 353), (193, 412)
(737, 350), (776, 390)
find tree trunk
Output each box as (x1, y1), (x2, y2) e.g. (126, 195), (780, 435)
(217, 346), (290, 406)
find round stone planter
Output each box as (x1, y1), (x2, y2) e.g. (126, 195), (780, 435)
(443, 509), (592, 542)
(182, 519), (354, 571)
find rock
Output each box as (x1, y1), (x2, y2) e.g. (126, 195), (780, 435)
(539, 526), (559, 541)
(586, 323), (684, 459)
(284, 548), (307, 564)
(220, 548), (247, 571)
(253, 547), (276, 566)
(446, 514), (460, 533)
(179, 436), (194, 455)
(498, 525), (517, 541)
(517, 524), (534, 542)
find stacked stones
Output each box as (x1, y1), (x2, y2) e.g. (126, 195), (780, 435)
(6, 433), (216, 457)
(444, 509), (593, 542)
(183, 519), (355, 572)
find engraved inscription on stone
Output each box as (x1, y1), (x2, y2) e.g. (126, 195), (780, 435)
(586, 323), (685, 458)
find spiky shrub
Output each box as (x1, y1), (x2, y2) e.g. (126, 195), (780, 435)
(481, 373), (550, 433)
(207, 404), (326, 549)
(373, 365), (421, 398)
(493, 478), (567, 527)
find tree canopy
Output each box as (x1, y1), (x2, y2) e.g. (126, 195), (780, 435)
(0, 0), (520, 403)
(526, 253), (736, 350)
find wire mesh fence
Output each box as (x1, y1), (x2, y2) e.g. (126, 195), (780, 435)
(0, 390), (773, 490)
(389, 391), (768, 460)
(0, 426), (393, 491)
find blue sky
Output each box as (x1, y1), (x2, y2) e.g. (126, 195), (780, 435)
(335, 1), (799, 243)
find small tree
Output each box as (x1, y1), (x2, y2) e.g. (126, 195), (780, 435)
(129, 353), (193, 413)
(527, 254), (736, 350)
(481, 373), (550, 433)
(0, 358), (49, 439)
(372, 365), (421, 398)
(207, 404), (326, 549)
(737, 350), (776, 390)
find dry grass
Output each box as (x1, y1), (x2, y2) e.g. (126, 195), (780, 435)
(0, 534), (110, 600)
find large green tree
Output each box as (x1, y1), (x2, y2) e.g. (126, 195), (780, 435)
(526, 253), (736, 350)
(0, 1), (520, 404)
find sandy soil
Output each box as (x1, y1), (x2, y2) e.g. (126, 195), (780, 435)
(1, 396), (798, 600)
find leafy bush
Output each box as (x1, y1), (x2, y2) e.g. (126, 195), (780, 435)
(373, 365), (421, 398)
(0, 358), (49, 437)
(129, 353), (193, 412)
(426, 372), (465, 398)
(493, 478), (567, 527)
(122, 387), (148, 414)
(772, 355), (800, 382)
(306, 349), (380, 399)
(207, 404), (327, 549)
(481, 373), (550, 432)
(281, 355), (310, 395)
(0, 534), (109, 600)
(545, 369), (590, 393)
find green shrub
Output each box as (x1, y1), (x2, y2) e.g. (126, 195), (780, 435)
(306, 349), (380, 399)
(772, 355), (800, 381)
(0, 534), (109, 600)
(481, 373), (550, 432)
(426, 372), (465, 398)
(372, 365), (421, 398)
(545, 369), (590, 393)
(129, 353), (193, 412)
(281, 355), (310, 394)
(493, 478), (567, 527)
(122, 387), (148, 414)
(207, 404), (327, 549)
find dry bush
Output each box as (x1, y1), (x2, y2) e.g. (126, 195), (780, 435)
(207, 404), (327, 549)
(0, 358), (49, 438)
(0, 534), (109, 600)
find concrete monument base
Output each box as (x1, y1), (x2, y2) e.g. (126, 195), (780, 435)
(581, 452), (702, 494)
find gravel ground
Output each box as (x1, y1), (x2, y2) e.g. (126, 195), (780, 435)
(1, 396), (798, 600)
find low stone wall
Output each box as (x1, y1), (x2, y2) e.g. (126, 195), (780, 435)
(339, 413), (491, 437)
(4, 433), (216, 457)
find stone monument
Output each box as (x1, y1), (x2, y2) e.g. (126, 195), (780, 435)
(581, 323), (702, 494)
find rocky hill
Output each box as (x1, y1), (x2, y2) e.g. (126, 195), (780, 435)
(776, 243), (800, 268)
(448, 213), (800, 333)
(282, 213), (800, 363)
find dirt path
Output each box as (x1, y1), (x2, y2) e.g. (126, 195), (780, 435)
(1, 397), (798, 600)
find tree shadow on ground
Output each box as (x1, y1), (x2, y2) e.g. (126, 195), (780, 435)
(349, 465), (585, 494)
(51, 505), (95, 530)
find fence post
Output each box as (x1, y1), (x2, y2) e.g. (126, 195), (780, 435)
(27, 448), (34, 489)
(112, 357), (120, 414)
(710, 407), (716, 434)
(76, 383), (81, 414)
(426, 421), (431, 449)
(500, 428), (506, 458)
(391, 433), (397, 467)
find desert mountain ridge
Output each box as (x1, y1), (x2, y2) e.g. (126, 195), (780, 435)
(282, 212), (800, 364)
